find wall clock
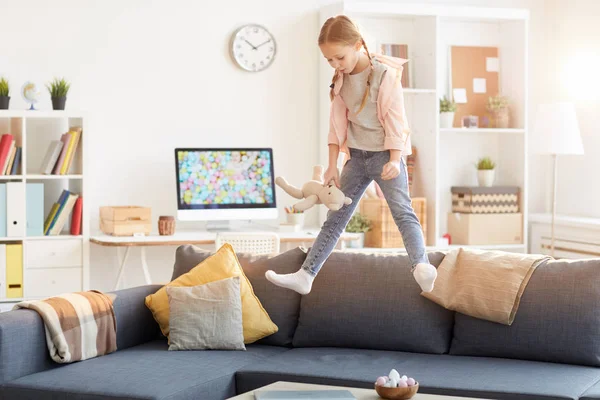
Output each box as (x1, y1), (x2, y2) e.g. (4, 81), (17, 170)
(230, 24), (276, 72)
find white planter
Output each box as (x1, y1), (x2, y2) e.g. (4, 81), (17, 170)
(440, 112), (455, 128)
(346, 232), (365, 249)
(477, 169), (495, 187)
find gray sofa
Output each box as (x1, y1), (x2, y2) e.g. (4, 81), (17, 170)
(2, 245), (600, 400)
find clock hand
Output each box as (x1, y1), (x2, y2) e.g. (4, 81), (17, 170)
(255, 39), (272, 48)
(244, 39), (258, 50)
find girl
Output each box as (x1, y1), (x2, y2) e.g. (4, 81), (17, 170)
(266, 15), (437, 295)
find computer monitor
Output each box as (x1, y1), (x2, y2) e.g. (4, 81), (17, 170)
(175, 148), (278, 228)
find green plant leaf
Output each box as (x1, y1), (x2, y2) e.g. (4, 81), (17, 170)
(0, 77), (9, 97)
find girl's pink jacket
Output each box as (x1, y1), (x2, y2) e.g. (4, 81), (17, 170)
(328, 54), (412, 157)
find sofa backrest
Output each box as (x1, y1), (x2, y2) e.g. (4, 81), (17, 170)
(292, 250), (455, 354)
(172, 245), (306, 347)
(449, 257), (600, 367)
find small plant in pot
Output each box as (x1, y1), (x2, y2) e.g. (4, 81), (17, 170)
(486, 94), (510, 128)
(345, 212), (371, 249)
(0, 77), (9, 110)
(476, 157), (496, 187)
(46, 77), (71, 110)
(439, 96), (457, 129)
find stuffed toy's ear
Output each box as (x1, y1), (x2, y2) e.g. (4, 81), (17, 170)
(344, 197), (352, 205)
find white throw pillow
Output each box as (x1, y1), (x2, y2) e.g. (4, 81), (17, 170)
(166, 276), (245, 351)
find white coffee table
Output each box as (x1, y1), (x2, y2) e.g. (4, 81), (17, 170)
(228, 381), (486, 399)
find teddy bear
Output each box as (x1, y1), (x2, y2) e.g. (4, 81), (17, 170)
(275, 165), (352, 212)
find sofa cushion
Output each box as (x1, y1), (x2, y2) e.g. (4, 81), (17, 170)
(292, 251), (454, 354)
(170, 245), (212, 281)
(581, 380), (600, 400)
(171, 245), (306, 347)
(238, 248), (306, 347)
(236, 347), (600, 400)
(450, 258), (600, 367)
(0, 340), (289, 400)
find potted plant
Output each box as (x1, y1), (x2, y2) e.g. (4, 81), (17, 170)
(345, 212), (371, 248)
(0, 77), (9, 109)
(46, 77), (71, 110)
(476, 156), (496, 187)
(486, 94), (510, 128)
(439, 96), (457, 128)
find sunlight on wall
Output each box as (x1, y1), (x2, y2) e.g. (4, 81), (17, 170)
(563, 50), (600, 102)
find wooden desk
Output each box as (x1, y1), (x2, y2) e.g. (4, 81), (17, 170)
(91, 230), (360, 290)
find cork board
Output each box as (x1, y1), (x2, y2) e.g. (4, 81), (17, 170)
(450, 46), (499, 127)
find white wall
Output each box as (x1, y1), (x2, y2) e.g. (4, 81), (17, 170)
(532, 0), (600, 218)
(1, 0), (577, 290)
(2, 0), (324, 289)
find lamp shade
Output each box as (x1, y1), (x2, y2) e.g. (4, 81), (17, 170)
(531, 102), (584, 155)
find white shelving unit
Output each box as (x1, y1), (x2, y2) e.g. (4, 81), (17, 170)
(319, 2), (529, 251)
(0, 110), (89, 306)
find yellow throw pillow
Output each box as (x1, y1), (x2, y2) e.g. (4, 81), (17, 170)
(145, 243), (278, 344)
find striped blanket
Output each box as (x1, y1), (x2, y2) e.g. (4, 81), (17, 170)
(13, 290), (117, 363)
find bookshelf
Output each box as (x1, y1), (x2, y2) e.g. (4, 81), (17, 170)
(0, 110), (89, 305)
(319, 2), (529, 252)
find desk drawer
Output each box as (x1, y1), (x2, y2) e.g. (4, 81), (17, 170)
(26, 239), (82, 269)
(24, 267), (82, 298)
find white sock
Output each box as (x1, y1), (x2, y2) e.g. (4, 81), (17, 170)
(413, 263), (437, 293)
(265, 269), (314, 295)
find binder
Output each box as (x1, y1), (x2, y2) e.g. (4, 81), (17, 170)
(6, 182), (25, 237)
(6, 243), (22, 298)
(0, 244), (6, 299)
(26, 183), (44, 236)
(0, 184), (6, 237)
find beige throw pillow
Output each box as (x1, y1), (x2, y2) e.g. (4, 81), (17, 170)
(166, 277), (245, 351)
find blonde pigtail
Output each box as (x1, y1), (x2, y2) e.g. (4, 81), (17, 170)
(355, 38), (374, 115)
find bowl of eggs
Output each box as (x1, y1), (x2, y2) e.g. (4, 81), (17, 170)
(374, 369), (418, 400)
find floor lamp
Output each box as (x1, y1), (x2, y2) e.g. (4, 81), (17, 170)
(532, 103), (584, 257)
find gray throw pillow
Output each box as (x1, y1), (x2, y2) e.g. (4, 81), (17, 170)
(166, 277), (245, 351)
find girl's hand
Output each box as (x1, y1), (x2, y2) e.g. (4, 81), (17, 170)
(381, 161), (401, 180)
(323, 166), (340, 188)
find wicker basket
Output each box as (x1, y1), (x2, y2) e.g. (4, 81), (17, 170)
(360, 197), (427, 248)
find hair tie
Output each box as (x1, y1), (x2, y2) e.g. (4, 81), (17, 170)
(330, 83), (335, 89)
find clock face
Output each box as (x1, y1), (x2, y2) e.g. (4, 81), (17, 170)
(231, 24), (276, 72)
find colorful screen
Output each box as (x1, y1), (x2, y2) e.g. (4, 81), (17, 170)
(176, 149), (275, 209)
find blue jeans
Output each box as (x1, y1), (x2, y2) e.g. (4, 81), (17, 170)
(302, 148), (429, 276)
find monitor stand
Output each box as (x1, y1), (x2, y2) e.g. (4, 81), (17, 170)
(205, 220), (233, 232)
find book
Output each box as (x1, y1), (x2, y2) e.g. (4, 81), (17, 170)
(5, 143), (16, 175)
(0, 138), (14, 175)
(10, 147), (21, 175)
(254, 390), (356, 400)
(70, 197), (82, 236)
(62, 127), (82, 175)
(40, 140), (64, 175)
(61, 128), (82, 175)
(48, 192), (79, 235)
(44, 203), (60, 235)
(45, 190), (70, 235)
(52, 133), (71, 175)
(0, 134), (13, 174)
